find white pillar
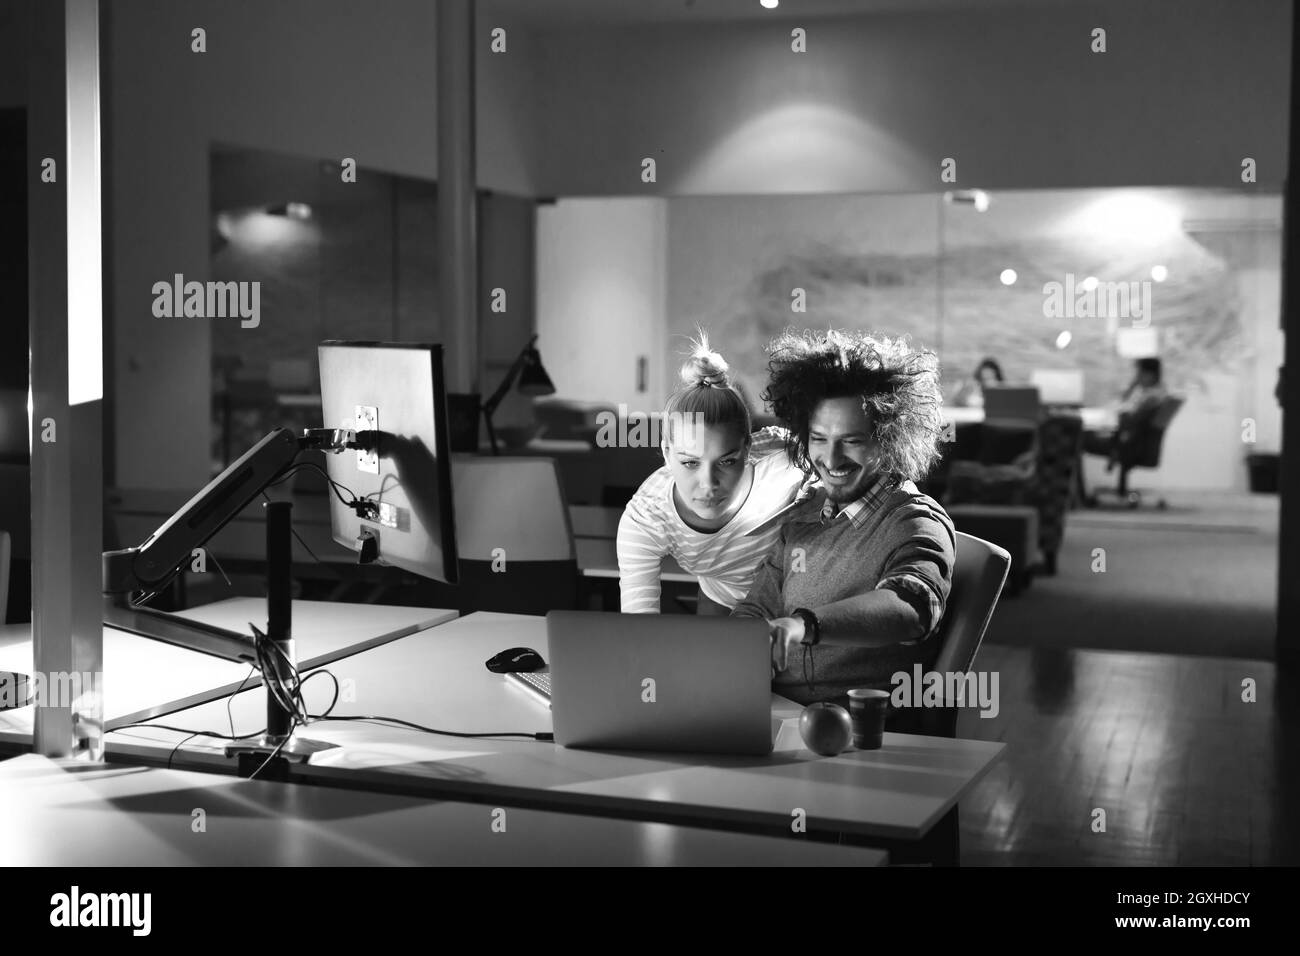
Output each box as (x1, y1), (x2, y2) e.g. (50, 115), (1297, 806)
(30, 0), (104, 759)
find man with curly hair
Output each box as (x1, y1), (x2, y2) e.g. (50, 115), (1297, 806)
(732, 329), (956, 708)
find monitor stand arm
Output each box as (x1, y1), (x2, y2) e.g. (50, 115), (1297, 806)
(101, 427), (355, 763)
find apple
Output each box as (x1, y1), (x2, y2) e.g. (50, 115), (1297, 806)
(799, 702), (852, 756)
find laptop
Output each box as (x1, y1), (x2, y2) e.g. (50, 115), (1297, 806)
(982, 385), (1042, 425)
(508, 611), (774, 756)
(1029, 369), (1085, 407)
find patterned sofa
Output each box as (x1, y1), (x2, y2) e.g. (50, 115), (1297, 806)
(941, 412), (1083, 577)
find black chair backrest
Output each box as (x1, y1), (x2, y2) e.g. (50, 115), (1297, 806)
(894, 531), (1010, 738)
(454, 559), (580, 615)
(1127, 395), (1184, 468)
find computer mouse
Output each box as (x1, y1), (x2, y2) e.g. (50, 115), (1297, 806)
(485, 647), (546, 674)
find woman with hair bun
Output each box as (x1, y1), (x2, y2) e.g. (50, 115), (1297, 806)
(617, 334), (813, 615)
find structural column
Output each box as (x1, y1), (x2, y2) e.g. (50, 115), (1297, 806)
(1280, 6), (1300, 668)
(436, 0), (478, 393)
(29, 0), (105, 758)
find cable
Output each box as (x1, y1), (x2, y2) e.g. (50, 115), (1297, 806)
(257, 491), (330, 570)
(228, 666), (257, 741)
(106, 722), (267, 740)
(257, 489), (349, 581)
(362, 472), (401, 502)
(306, 714), (553, 742)
(267, 459), (360, 510)
(287, 523), (335, 572)
(166, 732), (200, 770)
(263, 634), (309, 718)
(251, 623), (304, 724)
(247, 721), (295, 781)
(206, 551), (234, 589)
(298, 667), (340, 719)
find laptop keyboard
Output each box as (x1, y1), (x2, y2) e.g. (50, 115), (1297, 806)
(506, 670), (552, 706)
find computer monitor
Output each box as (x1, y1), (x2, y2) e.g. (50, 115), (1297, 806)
(1029, 369), (1085, 406)
(982, 385), (1042, 423)
(318, 341), (459, 584)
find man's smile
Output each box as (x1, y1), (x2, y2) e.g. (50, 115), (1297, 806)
(820, 462), (859, 482)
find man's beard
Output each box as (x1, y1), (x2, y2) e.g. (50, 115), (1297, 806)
(817, 461), (875, 503)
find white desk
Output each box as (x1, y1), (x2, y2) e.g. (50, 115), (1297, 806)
(942, 404), (1116, 431)
(110, 612), (1003, 850)
(0, 598), (456, 747)
(0, 754), (886, 866)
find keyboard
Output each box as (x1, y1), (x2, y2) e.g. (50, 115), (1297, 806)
(505, 670), (552, 707)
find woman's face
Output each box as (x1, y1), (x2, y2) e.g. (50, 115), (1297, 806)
(663, 422), (749, 521)
(977, 366), (999, 388)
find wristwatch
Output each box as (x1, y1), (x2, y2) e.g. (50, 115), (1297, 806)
(792, 608), (820, 646)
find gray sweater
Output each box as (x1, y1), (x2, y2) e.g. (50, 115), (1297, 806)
(731, 477), (956, 706)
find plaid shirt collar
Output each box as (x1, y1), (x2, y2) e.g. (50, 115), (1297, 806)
(804, 472), (901, 527)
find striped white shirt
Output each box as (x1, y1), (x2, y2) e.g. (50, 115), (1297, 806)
(616, 427), (812, 613)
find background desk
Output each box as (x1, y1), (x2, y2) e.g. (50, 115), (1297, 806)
(0, 599), (455, 750)
(941, 405), (1116, 432)
(0, 754), (886, 866)
(110, 612), (1003, 862)
(571, 507), (696, 611)
(575, 538), (693, 583)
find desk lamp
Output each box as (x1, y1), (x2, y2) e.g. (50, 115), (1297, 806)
(482, 334), (555, 454)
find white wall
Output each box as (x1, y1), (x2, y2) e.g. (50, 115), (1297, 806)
(107, 0), (540, 488)
(540, 188), (1280, 493)
(536, 198), (667, 413)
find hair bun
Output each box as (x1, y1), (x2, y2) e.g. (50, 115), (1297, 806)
(680, 334), (731, 389)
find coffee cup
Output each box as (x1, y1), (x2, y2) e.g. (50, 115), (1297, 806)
(847, 688), (891, 749)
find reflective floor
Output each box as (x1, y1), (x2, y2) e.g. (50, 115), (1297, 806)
(956, 643), (1297, 865)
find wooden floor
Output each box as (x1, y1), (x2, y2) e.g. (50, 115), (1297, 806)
(955, 642), (1298, 865)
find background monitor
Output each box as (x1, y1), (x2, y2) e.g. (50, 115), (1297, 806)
(982, 385), (1042, 423)
(318, 341), (459, 584)
(1029, 369), (1085, 406)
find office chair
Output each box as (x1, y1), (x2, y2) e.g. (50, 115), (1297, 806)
(435, 456), (580, 615)
(1085, 395), (1184, 509)
(892, 531), (1010, 739)
(0, 529), (9, 624)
